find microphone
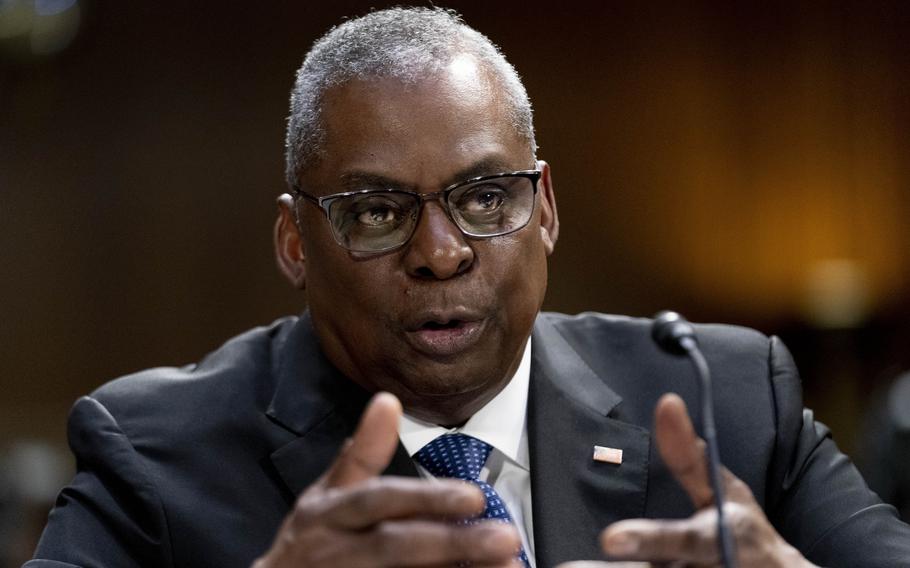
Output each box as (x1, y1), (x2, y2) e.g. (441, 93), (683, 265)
(652, 311), (737, 568)
(651, 310), (697, 355)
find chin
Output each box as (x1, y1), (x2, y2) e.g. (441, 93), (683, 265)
(387, 368), (504, 422)
(399, 389), (489, 426)
(400, 372), (490, 398)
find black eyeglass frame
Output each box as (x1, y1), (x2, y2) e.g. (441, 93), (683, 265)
(291, 169), (542, 253)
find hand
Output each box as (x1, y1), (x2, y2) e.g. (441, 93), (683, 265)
(252, 392), (523, 568)
(558, 394), (817, 568)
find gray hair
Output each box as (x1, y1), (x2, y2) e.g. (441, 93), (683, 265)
(284, 6), (536, 187)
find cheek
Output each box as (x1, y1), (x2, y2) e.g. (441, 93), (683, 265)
(482, 233), (549, 311)
(306, 246), (402, 323)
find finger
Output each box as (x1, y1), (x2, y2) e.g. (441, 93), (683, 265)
(654, 393), (713, 508)
(601, 516), (718, 564)
(423, 558), (525, 568)
(557, 562), (651, 567)
(720, 466), (755, 503)
(322, 392), (403, 488)
(297, 476), (485, 529)
(345, 519), (522, 567)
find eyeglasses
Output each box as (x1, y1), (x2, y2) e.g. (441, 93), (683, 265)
(292, 170), (541, 253)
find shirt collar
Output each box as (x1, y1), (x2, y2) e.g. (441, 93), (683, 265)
(398, 338), (531, 469)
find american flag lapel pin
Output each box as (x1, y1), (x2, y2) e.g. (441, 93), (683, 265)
(593, 445), (623, 465)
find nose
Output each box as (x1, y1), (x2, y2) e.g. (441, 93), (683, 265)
(402, 201), (474, 279)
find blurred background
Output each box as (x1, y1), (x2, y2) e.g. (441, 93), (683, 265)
(2, 1), (909, 563)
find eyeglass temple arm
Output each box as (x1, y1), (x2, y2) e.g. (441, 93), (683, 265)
(290, 186), (319, 203)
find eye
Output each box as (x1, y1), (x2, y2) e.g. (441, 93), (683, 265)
(359, 206), (395, 226)
(349, 195), (405, 227)
(458, 185), (507, 214)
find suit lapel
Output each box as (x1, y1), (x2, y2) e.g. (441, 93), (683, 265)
(265, 313), (418, 498)
(529, 314), (651, 567)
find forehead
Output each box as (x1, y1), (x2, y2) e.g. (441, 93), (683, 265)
(307, 61), (530, 191)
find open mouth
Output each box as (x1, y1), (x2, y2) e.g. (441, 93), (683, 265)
(420, 319), (464, 331)
(406, 317), (485, 357)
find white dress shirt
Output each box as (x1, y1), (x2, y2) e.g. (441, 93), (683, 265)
(399, 339), (535, 567)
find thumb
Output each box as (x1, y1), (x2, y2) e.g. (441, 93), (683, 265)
(557, 563), (650, 567)
(654, 393), (713, 508)
(321, 391), (403, 488)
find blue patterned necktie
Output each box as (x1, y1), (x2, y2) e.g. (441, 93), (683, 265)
(414, 433), (531, 567)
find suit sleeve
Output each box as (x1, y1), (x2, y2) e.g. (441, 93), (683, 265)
(764, 337), (910, 566)
(27, 396), (173, 568)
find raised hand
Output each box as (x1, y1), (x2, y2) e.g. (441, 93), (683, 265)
(559, 394), (816, 568)
(253, 392), (524, 568)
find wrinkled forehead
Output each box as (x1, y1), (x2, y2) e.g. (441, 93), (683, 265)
(308, 64), (531, 190)
(324, 54), (508, 128)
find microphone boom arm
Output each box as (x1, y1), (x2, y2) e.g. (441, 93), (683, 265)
(653, 312), (737, 568)
(679, 336), (737, 568)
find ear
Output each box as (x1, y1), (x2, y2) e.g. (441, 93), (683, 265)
(536, 159), (559, 255)
(274, 194), (307, 289)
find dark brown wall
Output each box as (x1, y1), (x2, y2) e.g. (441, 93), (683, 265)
(3, 1), (909, 453)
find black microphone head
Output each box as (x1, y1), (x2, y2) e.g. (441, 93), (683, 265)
(651, 311), (697, 355)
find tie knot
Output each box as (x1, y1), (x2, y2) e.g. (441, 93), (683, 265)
(413, 433), (492, 481)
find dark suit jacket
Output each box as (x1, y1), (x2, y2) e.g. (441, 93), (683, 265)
(860, 371), (910, 522)
(28, 312), (910, 567)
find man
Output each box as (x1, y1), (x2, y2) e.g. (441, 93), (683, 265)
(28, 7), (910, 567)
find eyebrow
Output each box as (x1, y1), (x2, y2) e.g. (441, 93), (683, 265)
(336, 156), (528, 193)
(447, 157), (525, 185)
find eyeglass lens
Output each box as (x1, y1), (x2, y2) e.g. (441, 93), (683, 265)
(325, 174), (536, 252)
